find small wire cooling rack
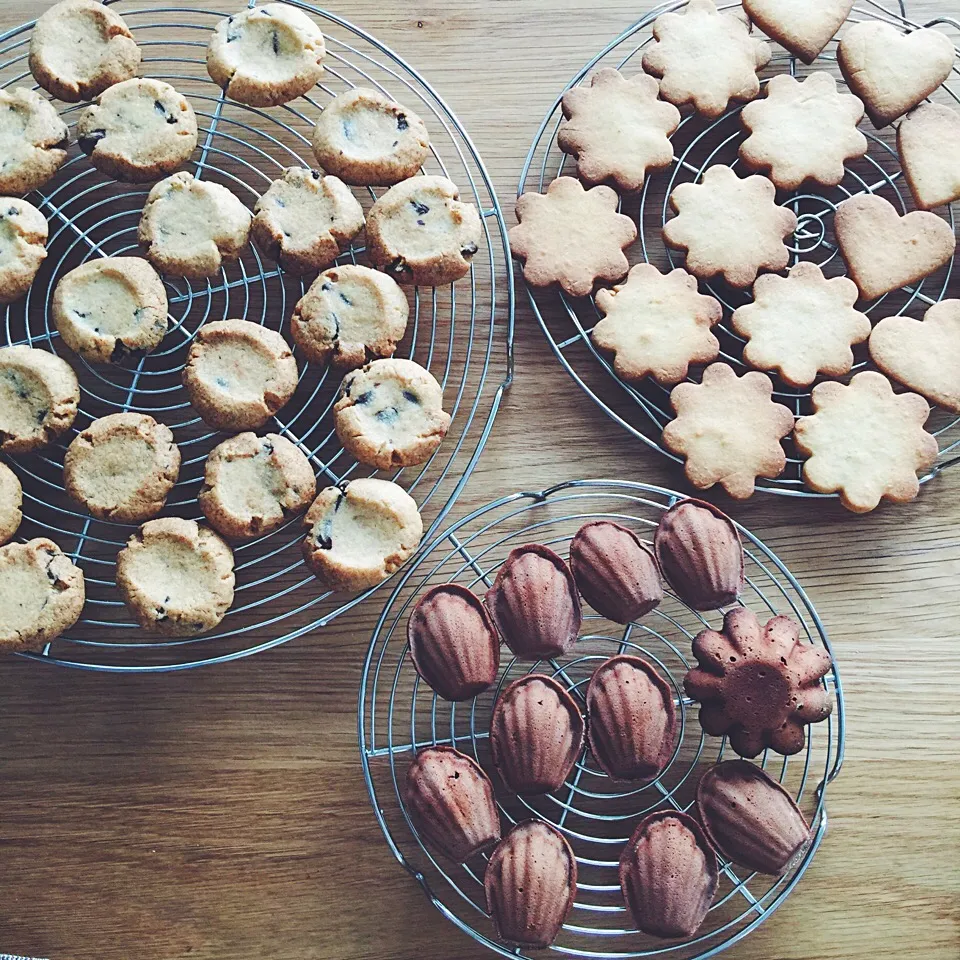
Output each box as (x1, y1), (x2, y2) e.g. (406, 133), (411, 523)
(360, 479), (844, 959)
(0, 0), (514, 672)
(518, 0), (960, 499)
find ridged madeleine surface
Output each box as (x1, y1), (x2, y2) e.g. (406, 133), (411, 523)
(408, 583), (500, 701)
(619, 810), (718, 939)
(697, 760), (812, 874)
(485, 544), (581, 659)
(654, 499), (744, 610)
(403, 746), (500, 861)
(490, 674), (585, 794)
(569, 520), (663, 623)
(586, 656), (677, 782)
(485, 820), (577, 948)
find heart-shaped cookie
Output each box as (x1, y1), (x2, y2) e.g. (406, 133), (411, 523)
(838, 21), (955, 127)
(898, 102), (960, 210)
(744, 0), (852, 64)
(833, 194), (956, 300)
(869, 300), (960, 413)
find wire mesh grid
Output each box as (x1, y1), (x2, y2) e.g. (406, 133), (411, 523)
(0, 0), (514, 671)
(359, 479), (844, 959)
(517, 0), (960, 499)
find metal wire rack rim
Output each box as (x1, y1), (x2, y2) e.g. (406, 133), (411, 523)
(515, 0), (960, 497)
(359, 479), (845, 959)
(0, 1), (515, 671)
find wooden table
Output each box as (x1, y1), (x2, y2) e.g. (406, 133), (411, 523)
(0, 2), (958, 958)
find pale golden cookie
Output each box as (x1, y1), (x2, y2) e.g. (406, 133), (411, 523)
(642, 0), (771, 120)
(897, 103), (960, 211)
(838, 21), (955, 128)
(557, 69), (680, 193)
(869, 299), (960, 414)
(0, 199), (48, 305)
(0, 88), (69, 195)
(663, 362), (794, 499)
(744, 0), (853, 64)
(794, 371), (938, 512)
(510, 177), (637, 298)
(593, 263), (722, 386)
(739, 73), (866, 190)
(0, 462), (22, 547)
(833, 194), (955, 301)
(731, 261), (870, 387)
(663, 165), (797, 288)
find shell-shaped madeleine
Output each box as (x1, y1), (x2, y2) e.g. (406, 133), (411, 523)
(490, 675), (585, 794)
(485, 820), (577, 948)
(654, 499), (744, 611)
(569, 520), (663, 623)
(408, 583), (501, 701)
(619, 810), (718, 939)
(403, 746), (501, 862)
(697, 760), (812, 875)
(586, 656), (677, 782)
(485, 544), (582, 660)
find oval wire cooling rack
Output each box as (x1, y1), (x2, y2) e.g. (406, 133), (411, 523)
(359, 479), (845, 960)
(0, 0), (514, 672)
(518, 0), (960, 499)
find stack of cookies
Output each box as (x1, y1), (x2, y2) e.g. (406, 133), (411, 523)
(0, 0), (484, 654)
(512, 0), (959, 513)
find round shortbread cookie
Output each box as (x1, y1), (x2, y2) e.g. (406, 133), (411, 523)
(0, 345), (79, 454)
(52, 256), (169, 364)
(366, 175), (482, 287)
(334, 358), (451, 469)
(29, 0), (140, 104)
(64, 413), (181, 524)
(183, 319), (298, 431)
(0, 537), (85, 652)
(251, 167), (364, 275)
(0, 87), (69, 195)
(0, 199), (49, 305)
(116, 517), (235, 636)
(311, 88), (430, 186)
(139, 172), (252, 280)
(301, 477), (422, 591)
(199, 432), (317, 539)
(207, 3), (325, 108)
(0, 462), (23, 547)
(77, 78), (198, 183)
(290, 264), (409, 369)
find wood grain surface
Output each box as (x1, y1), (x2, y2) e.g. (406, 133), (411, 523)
(1, 2), (958, 959)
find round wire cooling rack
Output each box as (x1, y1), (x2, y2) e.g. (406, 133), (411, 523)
(517, 0), (960, 500)
(0, 0), (514, 672)
(359, 479), (845, 960)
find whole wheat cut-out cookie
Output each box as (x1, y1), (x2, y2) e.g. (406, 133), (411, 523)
(593, 263), (722, 386)
(642, 0), (771, 119)
(732, 261), (870, 387)
(833, 193), (956, 301)
(838, 21), (955, 128)
(743, 0), (853, 64)
(557, 69), (680, 193)
(897, 103), (960, 211)
(663, 165), (797, 288)
(663, 362), (794, 499)
(794, 371), (938, 512)
(510, 177), (637, 297)
(739, 73), (867, 190)
(869, 299), (960, 413)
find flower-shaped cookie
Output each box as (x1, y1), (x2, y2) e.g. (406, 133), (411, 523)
(510, 177), (637, 297)
(740, 73), (867, 190)
(593, 264), (722, 385)
(794, 371), (939, 512)
(731, 261), (871, 387)
(663, 165), (797, 288)
(684, 607), (833, 758)
(558, 69), (680, 193)
(663, 362), (794, 499)
(642, 0), (771, 119)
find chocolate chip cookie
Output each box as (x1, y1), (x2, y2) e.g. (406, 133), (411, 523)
(0, 462), (23, 547)
(0, 199), (49, 305)
(0, 87), (69, 195)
